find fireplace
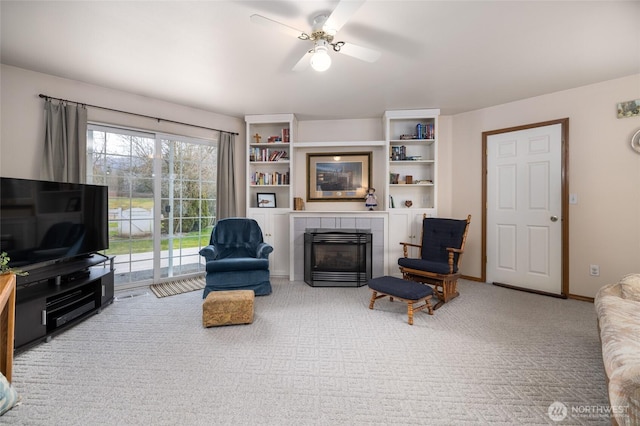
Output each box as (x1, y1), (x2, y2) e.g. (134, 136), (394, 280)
(304, 228), (372, 287)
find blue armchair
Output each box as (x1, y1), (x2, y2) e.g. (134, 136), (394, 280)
(199, 217), (273, 298)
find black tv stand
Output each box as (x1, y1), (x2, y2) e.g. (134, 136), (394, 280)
(14, 254), (114, 352)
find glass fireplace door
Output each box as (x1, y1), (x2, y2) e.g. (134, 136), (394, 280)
(304, 229), (372, 287)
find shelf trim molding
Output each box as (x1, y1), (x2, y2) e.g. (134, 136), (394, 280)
(293, 140), (385, 148)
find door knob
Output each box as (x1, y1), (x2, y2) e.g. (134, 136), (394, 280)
(550, 215), (558, 222)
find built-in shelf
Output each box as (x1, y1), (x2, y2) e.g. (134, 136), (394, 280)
(384, 109), (439, 210)
(246, 110), (440, 279)
(390, 139), (435, 144)
(246, 114), (297, 277)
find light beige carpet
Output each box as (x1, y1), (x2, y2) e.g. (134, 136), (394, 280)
(149, 276), (205, 298)
(6, 278), (609, 425)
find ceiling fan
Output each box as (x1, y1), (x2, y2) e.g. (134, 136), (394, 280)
(250, 0), (381, 72)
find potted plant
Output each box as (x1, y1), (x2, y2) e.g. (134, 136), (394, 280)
(0, 252), (27, 276)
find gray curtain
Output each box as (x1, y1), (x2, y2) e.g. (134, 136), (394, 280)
(216, 132), (237, 219)
(42, 99), (88, 183)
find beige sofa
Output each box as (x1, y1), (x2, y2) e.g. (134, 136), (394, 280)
(594, 273), (640, 426)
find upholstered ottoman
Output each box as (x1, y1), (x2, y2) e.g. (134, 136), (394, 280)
(368, 276), (434, 325)
(202, 290), (254, 327)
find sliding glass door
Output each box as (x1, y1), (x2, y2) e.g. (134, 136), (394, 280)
(87, 125), (217, 287)
(159, 137), (217, 279)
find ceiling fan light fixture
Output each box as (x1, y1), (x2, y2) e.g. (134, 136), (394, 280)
(310, 43), (332, 72)
(250, 1), (380, 73)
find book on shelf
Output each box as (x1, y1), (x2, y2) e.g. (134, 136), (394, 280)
(250, 147), (288, 162)
(250, 171), (290, 186)
(426, 123), (435, 139)
(268, 150), (287, 161)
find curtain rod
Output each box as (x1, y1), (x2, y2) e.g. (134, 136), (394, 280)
(38, 94), (239, 136)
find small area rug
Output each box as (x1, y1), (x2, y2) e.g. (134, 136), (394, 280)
(149, 276), (205, 298)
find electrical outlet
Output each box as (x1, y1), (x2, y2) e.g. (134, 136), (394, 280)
(590, 264), (600, 276)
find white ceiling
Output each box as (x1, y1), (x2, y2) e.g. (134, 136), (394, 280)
(1, 1), (639, 120)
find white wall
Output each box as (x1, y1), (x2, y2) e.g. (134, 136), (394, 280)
(3, 64), (638, 298)
(0, 64), (245, 212)
(452, 73), (640, 298)
(298, 118), (381, 142)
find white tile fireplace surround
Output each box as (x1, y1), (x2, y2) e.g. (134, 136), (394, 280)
(289, 212), (388, 281)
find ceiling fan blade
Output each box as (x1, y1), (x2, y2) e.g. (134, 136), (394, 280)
(250, 14), (308, 39)
(324, 0), (366, 34)
(292, 50), (313, 72)
(337, 42), (381, 63)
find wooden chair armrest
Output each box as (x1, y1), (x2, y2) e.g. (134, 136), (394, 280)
(399, 242), (421, 258)
(445, 248), (465, 273)
(400, 242), (421, 248)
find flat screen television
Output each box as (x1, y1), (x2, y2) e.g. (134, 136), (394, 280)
(0, 177), (109, 271)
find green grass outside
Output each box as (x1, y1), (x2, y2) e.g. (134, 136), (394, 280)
(109, 197), (154, 210)
(107, 196), (213, 255)
(106, 228), (212, 255)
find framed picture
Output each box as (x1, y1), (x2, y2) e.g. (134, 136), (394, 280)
(257, 192), (276, 208)
(617, 99), (640, 118)
(307, 152), (371, 201)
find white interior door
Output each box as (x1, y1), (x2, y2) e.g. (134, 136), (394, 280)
(486, 123), (563, 295)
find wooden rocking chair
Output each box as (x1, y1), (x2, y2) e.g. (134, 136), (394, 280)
(398, 215), (471, 310)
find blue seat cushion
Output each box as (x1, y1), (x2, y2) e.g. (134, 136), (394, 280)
(368, 276), (434, 300)
(419, 218), (467, 263)
(205, 257), (269, 273)
(398, 257), (456, 275)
